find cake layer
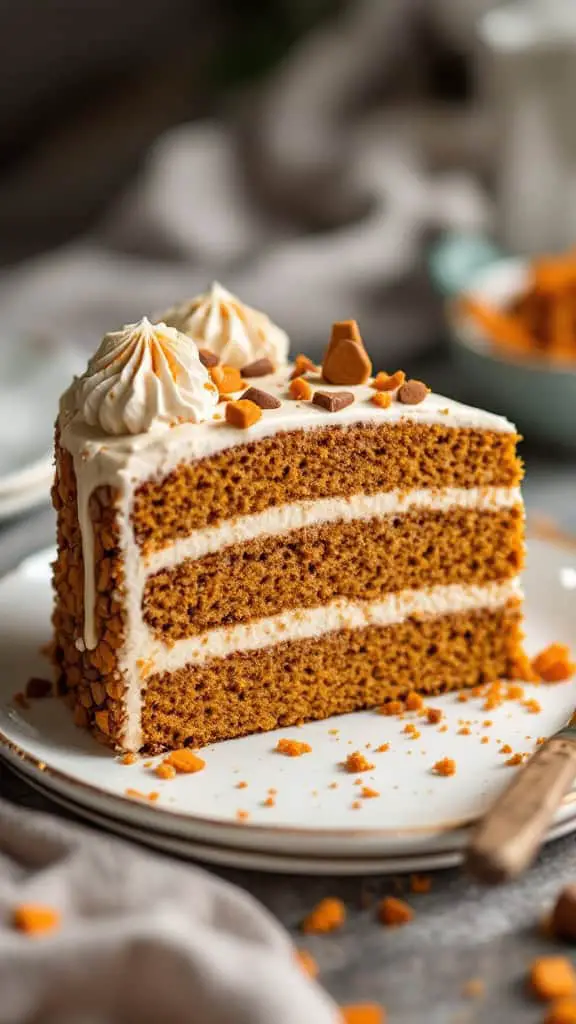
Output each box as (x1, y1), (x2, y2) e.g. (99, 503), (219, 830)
(143, 505), (524, 640)
(141, 602), (525, 750)
(132, 422), (522, 553)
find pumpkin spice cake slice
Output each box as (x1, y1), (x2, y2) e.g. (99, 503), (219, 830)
(52, 286), (527, 753)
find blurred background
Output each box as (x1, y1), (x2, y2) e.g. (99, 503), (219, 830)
(0, 0), (575, 531)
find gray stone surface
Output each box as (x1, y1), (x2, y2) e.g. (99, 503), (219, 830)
(1, 431), (576, 1022)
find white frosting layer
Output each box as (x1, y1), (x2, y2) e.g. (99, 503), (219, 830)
(144, 486), (523, 573)
(62, 318), (218, 436)
(160, 282), (290, 370)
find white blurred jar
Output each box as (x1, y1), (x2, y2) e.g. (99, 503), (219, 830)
(479, 0), (576, 255)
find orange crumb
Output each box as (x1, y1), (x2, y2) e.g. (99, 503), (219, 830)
(506, 753), (524, 767)
(276, 738), (312, 757)
(341, 1006), (386, 1024)
(406, 691), (424, 711)
(13, 904), (61, 936)
(361, 786), (380, 799)
(210, 364), (244, 394)
(530, 957), (576, 1001)
(351, 800), (362, 809)
(524, 698), (542, 714)
(378, 896), (414, 927)
(507, 683), (525, 699)
(344, 751), (375, 773)
(295, 948), (319, 979)
(462, 978), (485, 1000)
(371, 391), (392, 409)
(457, 693), (469, 703)
(481, 737), (489, 745)
(155, 762), (176, 780)
(375, 743), (390, 753)
(545, 998), (576, 1023)
(302, 897), (346, 934)
(426, 708), (443, 724)
(537, 737), (547, 745)
(236, 809), (250, 822)
(121, 752), (138, 765)
(432, 757), (456, 777)
(225, 399), (262, 430)
(289, 376), (313, 401)
(371, 369), (405, 392)
(410, 874), (432, 894)
(263, 796), (276, 808)
(379, 700), (404, 716)
(125, 788), (160, 801)
(500, 744), (513, 754)
(438, 725), (448, 733)
(483, 720), (493, 727)
(236, 781), (248, 789)
(458, 726), (471, 736)
(164, 749), (206, 774)
(532, 644), (576, 683)
(291, 353), (318, 379)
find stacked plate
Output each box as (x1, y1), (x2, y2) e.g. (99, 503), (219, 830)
(1, 536), (575, 875)
(0, 338), (83, 520)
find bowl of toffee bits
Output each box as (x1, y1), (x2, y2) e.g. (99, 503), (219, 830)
(447, 252), (576, 448)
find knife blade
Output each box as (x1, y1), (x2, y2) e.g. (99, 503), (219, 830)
(466, 708), (576, 884)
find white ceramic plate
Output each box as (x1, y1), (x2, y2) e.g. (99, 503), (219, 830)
(1, 537), (576, 866)
(9, 761), (576, 875)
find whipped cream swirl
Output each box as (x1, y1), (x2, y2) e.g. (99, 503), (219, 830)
(62, 318), (218, 435)
(161, 281), (289, 370)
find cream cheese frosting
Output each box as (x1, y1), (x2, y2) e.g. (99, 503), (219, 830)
(61, 317), (218, 436)
(160, 281), (290, 369)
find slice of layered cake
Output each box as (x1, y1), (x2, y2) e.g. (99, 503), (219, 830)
(52, 285), (527, 752)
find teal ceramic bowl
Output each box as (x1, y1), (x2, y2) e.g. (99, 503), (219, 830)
(446, 257), (576, 449)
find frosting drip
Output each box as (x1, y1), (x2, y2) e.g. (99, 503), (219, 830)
(62, 317), (218, 436)
(160, 281), (289, 370)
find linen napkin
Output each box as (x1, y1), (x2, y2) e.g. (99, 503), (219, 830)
(0, 798), (339, 1024)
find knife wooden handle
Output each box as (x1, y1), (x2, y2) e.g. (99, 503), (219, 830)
(466, 737), (576, 884)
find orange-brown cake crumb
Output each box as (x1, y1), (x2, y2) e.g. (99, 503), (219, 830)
(500, 743), (513, 754)
(236, 809), (250, 822)
(125, 788), (160, 801)
(378, 896), (414, 927)
(276, 738), (312, 757)
(524, 698), (542, 714)
(344, 751), (375, 773)
(375, 743), (390, 753)
(532, 644), (576, 683)
(263, 796), (276, 808)
(458, 726), (471, 736)
(295, 948), (319, 979)
(481, 736), (489, 744)
(225, 399), (262, 430)
(155, 762), (176, 780)
(432, 757), (456, 776)
(371, 370), (405, 392)
(410, 874), (432, 894)
(462, 978), (485, 1000)
(163, 749), (206, 774)
(236, 780), (248, 789)
(289, 376), (313, 401)
(371, 391), (392, 409)
(13, 903), (61, 936)
(506, 753), (524, 767)
(426, 708), (443, 724)
(210, 364), (244, 394)
(121, 752), (138, 765)
(290, 353), (318, 379)
(341, 1006), (386, 1024)
(530, 958), (576, 1001)
(302, 897), (346, 934)
(545, 999), (576, 1023)
(361, 786), (380, 799)
(379, 700), (404, 717)
(405, 691), (424, 711)
(507, 683), (525, 699)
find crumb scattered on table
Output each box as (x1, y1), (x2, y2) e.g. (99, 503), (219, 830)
(432, 757), (456, 777)
(301, 897), (346, 934)
(530, 957), (576, 1001)
(378, 896), (414, 927)
(276, 738), (312, 757)
(13, 903), (61, 936)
